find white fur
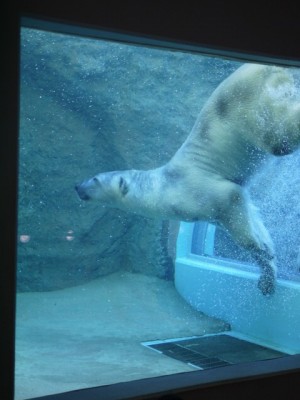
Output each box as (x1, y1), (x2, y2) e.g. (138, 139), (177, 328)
(76, 64), (300, 295)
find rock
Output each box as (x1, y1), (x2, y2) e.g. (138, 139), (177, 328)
(17, 27), (240, 291)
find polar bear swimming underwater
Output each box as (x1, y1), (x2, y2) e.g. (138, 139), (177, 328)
(76, 63), (300, 296)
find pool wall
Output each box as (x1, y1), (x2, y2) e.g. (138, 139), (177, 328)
(175, 222), (300, 354)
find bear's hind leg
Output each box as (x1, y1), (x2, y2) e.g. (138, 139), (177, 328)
(218, 187), (277, 295)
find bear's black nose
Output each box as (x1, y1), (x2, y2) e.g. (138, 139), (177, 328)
(75, 184), (91, 201)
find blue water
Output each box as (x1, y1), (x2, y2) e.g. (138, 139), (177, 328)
(18, 27), (242, 291)
(18, 28), (300, 291)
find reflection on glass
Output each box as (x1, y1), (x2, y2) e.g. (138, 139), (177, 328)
(15, 26), (300, 400)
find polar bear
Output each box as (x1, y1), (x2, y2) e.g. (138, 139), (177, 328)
(76, 63), (300, 295)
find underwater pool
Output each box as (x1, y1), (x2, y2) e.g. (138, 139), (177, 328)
(16, 24), (300, 399)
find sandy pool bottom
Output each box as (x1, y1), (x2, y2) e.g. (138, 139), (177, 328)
(15, 271), (228, 399)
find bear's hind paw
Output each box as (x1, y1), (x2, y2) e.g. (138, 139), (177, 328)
(258, 273), (276, 296)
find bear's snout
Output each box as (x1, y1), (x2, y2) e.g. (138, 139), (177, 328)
(75, 182), (91, 201)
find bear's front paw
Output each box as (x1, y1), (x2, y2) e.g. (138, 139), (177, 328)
(258, 272), (276, 296)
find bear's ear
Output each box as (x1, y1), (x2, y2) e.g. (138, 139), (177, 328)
(119, 176), (129, 196)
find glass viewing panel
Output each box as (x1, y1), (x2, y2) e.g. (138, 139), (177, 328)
(16, 26), (300, 399)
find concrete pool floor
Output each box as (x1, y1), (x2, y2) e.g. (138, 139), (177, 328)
(15, 271), (229, 399)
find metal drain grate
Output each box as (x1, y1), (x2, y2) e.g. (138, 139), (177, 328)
(143, 333), (287, 370)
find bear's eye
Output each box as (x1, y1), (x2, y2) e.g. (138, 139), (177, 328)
(93, 177), (101, 185)
(119, 177), (129, 196)
(92, 177), (101, 186)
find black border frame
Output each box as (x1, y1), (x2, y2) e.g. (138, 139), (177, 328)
(2, 2), (300, 399)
